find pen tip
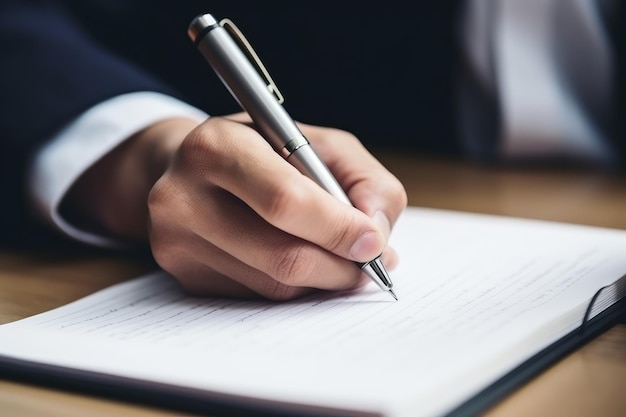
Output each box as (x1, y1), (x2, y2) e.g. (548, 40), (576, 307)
(388, 288), (398, 301)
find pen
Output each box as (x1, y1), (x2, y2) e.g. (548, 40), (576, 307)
(188, 14), (397, 300)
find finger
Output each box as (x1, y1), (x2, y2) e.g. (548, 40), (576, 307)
(298, 123), (408, 239)
(161, 237), (317, 301)
(184, 118), (386, 263)
(153, 222), (366, 300)
(171, 260), (261, 299)
(178, 184), (364, 292)
(148, 190), (318, 300)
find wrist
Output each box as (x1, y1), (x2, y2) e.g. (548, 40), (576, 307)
(61, 117), (198, 241)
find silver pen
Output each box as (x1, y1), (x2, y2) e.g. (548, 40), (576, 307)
(188, 14), (397, 300)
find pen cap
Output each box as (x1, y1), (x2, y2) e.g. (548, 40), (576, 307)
(187, 14), (219, 43)
(188, 14), (306, 154)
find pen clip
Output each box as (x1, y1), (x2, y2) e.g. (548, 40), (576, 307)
(219, 18), (285, 104)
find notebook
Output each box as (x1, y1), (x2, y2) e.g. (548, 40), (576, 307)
(1, 207), (625, 417)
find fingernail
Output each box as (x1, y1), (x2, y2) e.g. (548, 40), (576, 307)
(350, 231), (382, 262)
(372, 210), (391, 239)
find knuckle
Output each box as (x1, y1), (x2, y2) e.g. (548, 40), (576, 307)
(270, 244), (318, 286)
(317, 128), (361, 150)
(177, 130), (208, 163)
(389, 177), (408, 211)
(149, 231), (180, 272)
(147, 190), (187, 272)
(177, 121), (224, 169)
(337, 130), (361, 146)
(263, 180), (307, 224)
(327, 127), (358, 142)
(323, 216), (353, 253)
(372, 177), (408, 218)
(147, 177), (169, 211)
(147, 177), (189, 224)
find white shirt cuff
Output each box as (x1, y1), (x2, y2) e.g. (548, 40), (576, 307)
(29, 92), (208, 248)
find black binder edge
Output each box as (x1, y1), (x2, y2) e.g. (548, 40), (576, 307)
(446, 278), (626, 417)
(0, 355), (379, 417)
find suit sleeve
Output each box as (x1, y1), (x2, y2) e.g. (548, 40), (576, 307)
(0, 1), (180, 246)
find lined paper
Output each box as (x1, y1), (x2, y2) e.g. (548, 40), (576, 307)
(2, 207), (625, 417)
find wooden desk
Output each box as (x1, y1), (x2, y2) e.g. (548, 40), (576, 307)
(1, 153), (625, 417)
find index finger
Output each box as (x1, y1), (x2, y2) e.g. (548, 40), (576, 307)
(185, 118), (387, 264)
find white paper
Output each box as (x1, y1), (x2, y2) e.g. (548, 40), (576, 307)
(2, 207), (625, 417)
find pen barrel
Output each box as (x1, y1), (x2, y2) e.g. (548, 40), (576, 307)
(191, 16), (350, 204)
(288, 145), (351, 205)
(193, 21), (302, 155)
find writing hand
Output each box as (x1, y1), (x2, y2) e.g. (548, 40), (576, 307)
(64, 114), (407, 299)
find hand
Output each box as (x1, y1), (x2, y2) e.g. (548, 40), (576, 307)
(64, 114), (407, 300)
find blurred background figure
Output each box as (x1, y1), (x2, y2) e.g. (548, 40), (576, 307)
(458, 0), (622, 166)
(0, 1), (623, 248)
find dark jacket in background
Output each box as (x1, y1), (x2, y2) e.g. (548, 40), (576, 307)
(0, 1), (623, 246)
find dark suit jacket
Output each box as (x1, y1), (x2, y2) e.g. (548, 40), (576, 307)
(0, 1), (622, 246)
(0, 1), (462, 245)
